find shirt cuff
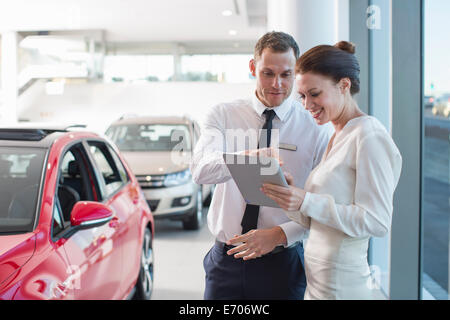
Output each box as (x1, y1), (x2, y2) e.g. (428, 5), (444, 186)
(299, 191), (312, 216)
(278, 220), (308, 247)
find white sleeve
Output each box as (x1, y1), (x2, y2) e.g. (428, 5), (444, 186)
(190, 105), (233, 185)
(279, 220), (309, 246)
(288, 131), (402, 238)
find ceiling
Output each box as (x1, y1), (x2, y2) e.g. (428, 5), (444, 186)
(0, 0), (267, 44)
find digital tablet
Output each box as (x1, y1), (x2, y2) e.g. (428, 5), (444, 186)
(222, 153), (288, 208)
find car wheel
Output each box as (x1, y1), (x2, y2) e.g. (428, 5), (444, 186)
(182, 188), (203, 230)
(134, 228), (154, 300)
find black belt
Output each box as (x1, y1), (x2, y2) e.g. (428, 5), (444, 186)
(215, 239), (292, 256)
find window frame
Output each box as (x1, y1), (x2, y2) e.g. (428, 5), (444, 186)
(83, 139), (131, 202)
(349, 0), (424, 299)
(51, 140), (103, 241)
(107, 144), (130, 184)
(389, 0), (423, 300)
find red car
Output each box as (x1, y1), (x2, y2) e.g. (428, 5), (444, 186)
(0, 126), (154, 300)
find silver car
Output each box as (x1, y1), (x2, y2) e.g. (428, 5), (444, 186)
(106, 116), (213, 230)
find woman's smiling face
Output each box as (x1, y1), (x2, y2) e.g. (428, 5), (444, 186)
(296, 72), (346, 125)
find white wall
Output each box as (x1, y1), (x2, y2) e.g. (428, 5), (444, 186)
(267, 0), (349, 53)
(18, 81), (255, 133)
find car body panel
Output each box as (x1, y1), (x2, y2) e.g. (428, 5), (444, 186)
(142, 181), (197, 216)
(0, 129), (154, 300)
(0, 233), (36, 285)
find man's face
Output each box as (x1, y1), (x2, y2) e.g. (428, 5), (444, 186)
(250, 48), (296, 107)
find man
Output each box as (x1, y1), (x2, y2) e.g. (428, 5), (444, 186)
(190, 31), (331, 300)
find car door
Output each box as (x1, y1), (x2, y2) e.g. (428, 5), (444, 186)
(85, 140), (141, 296)
(56, 142), (124, 299)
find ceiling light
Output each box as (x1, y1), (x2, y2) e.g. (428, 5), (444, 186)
(228, 30), (237, 36)
(222, 10), (233, 16)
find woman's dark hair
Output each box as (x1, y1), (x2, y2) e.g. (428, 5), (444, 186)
(295, 41), (360, 95)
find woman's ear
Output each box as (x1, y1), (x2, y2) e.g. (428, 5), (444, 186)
(339, 78), (352, 93)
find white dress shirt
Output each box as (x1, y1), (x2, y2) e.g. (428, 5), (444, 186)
(190, 93), (332, 246)
(286, 115), (402, 299)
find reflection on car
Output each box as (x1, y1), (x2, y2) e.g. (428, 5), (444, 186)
(0, 125), (154, 300)
(106, 116), (214, 230)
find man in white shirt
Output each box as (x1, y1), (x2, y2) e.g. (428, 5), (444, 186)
(190, 31), (331, 300)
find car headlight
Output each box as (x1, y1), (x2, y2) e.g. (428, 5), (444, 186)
(163, 169), (192, 187)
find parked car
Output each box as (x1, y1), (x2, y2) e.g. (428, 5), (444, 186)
(0, 125), (154, 300)
(106, 116), (213, 230)
(432, 99), (450, 118)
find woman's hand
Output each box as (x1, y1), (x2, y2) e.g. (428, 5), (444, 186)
(261, 181), (306, 212)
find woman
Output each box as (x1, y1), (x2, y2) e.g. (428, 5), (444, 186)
(260, 41), (402, 299)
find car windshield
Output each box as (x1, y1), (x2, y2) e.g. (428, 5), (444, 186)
(106, 124), (192, 152)
(0, 147), (46, 234)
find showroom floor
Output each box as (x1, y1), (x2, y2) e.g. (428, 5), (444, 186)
(151, 209), (214, 300)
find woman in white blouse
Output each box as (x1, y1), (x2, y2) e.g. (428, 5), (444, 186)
(260, 41), (402, 299)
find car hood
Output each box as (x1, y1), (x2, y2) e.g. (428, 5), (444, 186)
(121, 151), (191, 175)
(0, 233), (36, 286)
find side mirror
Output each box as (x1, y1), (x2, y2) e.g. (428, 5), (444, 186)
(70, 201), (113, 230)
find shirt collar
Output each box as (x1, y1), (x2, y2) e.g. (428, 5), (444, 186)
(251, 91), (294, 123)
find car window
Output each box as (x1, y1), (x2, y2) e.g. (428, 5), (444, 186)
(107, 145), (129, 184)
(52, 202), (64, 237)
(106, 124), (192, 152)
(88, 141), (125, 198)
(0, 147), (46, 234)
(56, 144), (99, 225)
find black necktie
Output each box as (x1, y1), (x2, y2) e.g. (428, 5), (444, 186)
(241, 109), (276, 234)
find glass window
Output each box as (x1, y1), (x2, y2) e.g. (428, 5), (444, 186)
(421, 0), (450, 300)
(88, 141), (125, 198)
(107, 145), (129, 184)
(180, 54), (253, 83)
(106, 124), (192, 152)
(103, 55), (174, 83)
(52, 202), (64, 237)
(18, 36), (89, 87)
(0, 147), (46, 234)
(57, 145), (99, 223)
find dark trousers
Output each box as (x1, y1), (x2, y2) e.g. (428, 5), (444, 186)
(203, 241), (306, 300)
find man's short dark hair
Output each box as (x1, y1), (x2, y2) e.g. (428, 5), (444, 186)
(254, 31), (300, 60)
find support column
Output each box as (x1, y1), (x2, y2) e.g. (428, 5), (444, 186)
(88, 38), (96, 79)
(0, 31), (18, 124)
(267, 0), (349, 53)
(172, 43), (184, 81)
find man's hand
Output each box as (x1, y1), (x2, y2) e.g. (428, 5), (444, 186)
(226, 226), (287, 260)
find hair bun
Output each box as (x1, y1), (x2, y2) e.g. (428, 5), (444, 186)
(334, 41), (356, 54)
